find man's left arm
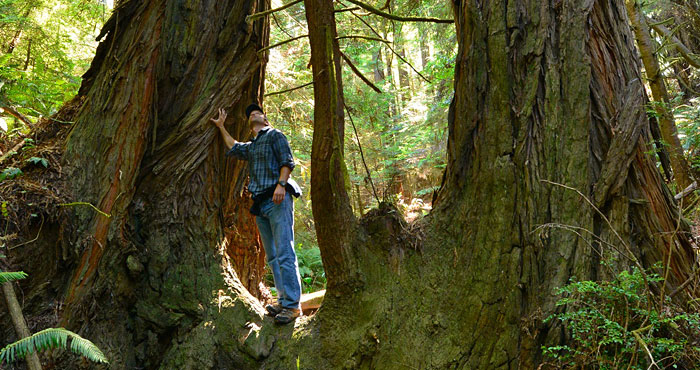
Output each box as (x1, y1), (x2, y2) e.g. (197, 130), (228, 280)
(272, 131), (295, 204)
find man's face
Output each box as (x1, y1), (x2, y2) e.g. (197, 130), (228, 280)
(248, 110), (266, 127)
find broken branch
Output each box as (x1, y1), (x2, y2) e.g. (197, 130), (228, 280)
(1, 106), (33, 128)
(339, 51), (382, 93)
(258, 34), (308, 54)
(247, 0), (303, 23)
(647, 16), (700, 68)
(264, 82), (313, 97)
(343, 0), (453, 23)
(337, 34), (431, 83)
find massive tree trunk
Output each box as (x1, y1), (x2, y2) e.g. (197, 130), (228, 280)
(298, 0), (698, 368)
(2, 0), (274, 368)
(3, 0), (699, 369)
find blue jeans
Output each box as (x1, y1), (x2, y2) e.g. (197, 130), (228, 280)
(255, 192), (301, 309)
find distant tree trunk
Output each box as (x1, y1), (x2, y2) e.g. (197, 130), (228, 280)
(419, 26), (430, 70)
(626, 0), (694, 189)
(373, 48), (385, 83)
(393, 22), (411, 102)
(5, 7), (31, 54)
(22, 38), (31, 71)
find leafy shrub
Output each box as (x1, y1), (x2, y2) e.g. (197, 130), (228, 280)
(295, 244), (325, 293)
(543, 266), (700, 369)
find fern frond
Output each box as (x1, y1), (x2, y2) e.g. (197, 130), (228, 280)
(0, 327), (108, 364)
(0, 271), (27, 284)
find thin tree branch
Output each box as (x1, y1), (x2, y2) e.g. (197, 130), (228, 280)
(337, 35), (388, 43)
(343, 0), (453, 23)
(0, 139), (26, 165)
(1, 106), (33, 127)
(264, 82), (313, 97)
(2, 270), (42, 370)
(334, 7), (360, 13)
(348, 9), (383, 39)
(647, 16), (700, 68)
(258, 34), (308, 54)
(247, 0), (303, 23)
(344, 103), (379, 204)
(339, 51), (382, 93)
(669, 266), (700, 298)
(272, 9), (294, 38)
(337, 34), (431, 83)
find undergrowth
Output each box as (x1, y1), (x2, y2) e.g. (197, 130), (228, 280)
(542, 265), (700, 369)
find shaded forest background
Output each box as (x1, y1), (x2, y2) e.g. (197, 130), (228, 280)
(3, 0), (700, 368)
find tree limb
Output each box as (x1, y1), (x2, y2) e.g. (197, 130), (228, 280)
(334, 7), (360, 13)
(337, 34), (431, 83)
(1, 106), (33, 127)
(342, 0), (453, 23)
(264, 82), (313, 97)
(2, 270), (43, 370)
(247, 0), (303, 23)
(0, 139), (25, 165)
(647, 16), (700, 68)
(344, 103), (379, 203)
(339, 51), (382, 93)
(258, 34), (308, 54)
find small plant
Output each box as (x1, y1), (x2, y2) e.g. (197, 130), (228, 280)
(26, 157), (48, 168)
(0, 328), (109, 365)
(295, 244), (325, 293)
(0, 167), (22, 181)
(0, 268), (108, 365)
(542, 266), (700, 369)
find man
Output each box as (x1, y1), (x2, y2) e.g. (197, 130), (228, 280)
(211, 104), (303, 325)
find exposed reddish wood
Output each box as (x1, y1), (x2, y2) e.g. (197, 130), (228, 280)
(64, 21), (161, 306)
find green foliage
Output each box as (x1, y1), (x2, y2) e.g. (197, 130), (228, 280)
(542, 266), (700, 369)
(0, 327), (108, 365)
(295, 243), (325, 293)
(0, 166), (21, 181)
(0, 0), (108, 136)
(0, 270), (27, 283)
(26, 156), (47, 167)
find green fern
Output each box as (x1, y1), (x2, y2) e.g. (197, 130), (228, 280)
(0, 271), (27, 284)
(0, 327), (108, 364)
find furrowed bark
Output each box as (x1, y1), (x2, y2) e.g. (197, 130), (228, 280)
(14, 0), (275, 367)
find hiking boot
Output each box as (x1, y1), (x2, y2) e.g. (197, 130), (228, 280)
(274, 308), (301, 325)
(265, 303), (283, 317)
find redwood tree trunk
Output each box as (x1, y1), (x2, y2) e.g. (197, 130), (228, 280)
(300, 0), (697, 368)
(4, 0), (273, 368)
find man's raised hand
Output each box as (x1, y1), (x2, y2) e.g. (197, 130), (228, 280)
(210, 108), (227, 128)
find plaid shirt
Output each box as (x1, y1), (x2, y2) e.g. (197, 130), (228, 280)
(227, 126), (295, 196)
